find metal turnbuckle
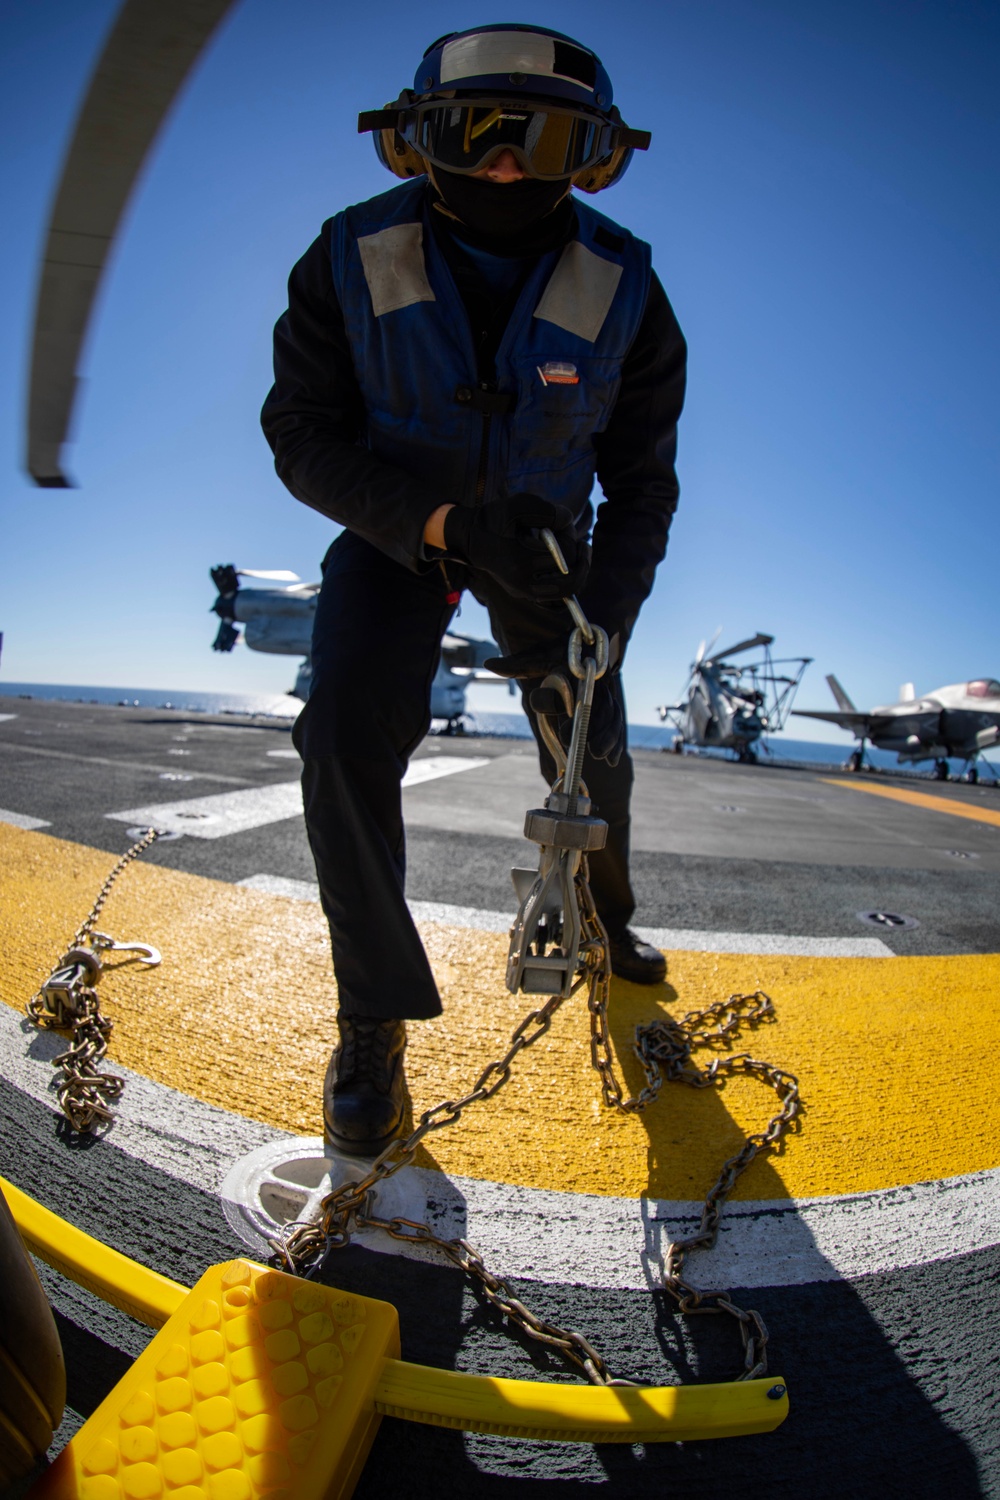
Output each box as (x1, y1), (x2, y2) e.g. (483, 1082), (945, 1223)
(506, 530), (609, 998)
(35, 949), (103, 1028)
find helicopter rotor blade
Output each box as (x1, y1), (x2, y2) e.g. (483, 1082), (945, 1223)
(703, 631), (774, 666)
(26, 0), (239, 485)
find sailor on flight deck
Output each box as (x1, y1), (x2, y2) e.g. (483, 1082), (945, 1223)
(261, 24), (687, 1157)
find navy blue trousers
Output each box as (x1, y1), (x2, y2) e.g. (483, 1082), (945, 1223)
(292, 531), (635, 1019)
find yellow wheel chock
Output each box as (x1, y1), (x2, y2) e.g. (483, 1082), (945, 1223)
(2, 1176), (788, 1499)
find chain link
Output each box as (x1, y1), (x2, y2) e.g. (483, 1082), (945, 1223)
(354, 1212), (619, 1386)
(585, 892), (799, 1377)
(68, 825), (162, 946)
(269, 986), (631, 1380)
(26, 829), (162, 1131)
(272, 595), (802, 1388)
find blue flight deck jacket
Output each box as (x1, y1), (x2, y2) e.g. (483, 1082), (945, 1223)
(327, 179), (652, 532)
(263, 179), (685, 641)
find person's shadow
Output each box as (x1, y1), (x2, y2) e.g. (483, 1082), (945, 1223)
(312, 972), (987, 1500)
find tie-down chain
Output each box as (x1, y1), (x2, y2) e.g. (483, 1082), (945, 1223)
(276, 535), (801, 1386)
(26, 829), (162, 1131)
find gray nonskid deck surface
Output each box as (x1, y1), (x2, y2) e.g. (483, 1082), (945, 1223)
(1, 1082), (995, 1499)
(2, 696), (999, 955)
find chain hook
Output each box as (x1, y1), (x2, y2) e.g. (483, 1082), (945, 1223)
(89, 931), (162, 966)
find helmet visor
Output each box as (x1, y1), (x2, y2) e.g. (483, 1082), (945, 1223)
(403, 100), (615, 179)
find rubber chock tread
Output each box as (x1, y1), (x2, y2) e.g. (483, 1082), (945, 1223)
(30, 1259), (400, 1500)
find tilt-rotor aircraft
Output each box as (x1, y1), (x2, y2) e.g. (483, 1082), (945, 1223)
(209, 564), (510, 729)
(658, 631), (811, 763)
(793, 674), (1000, 782)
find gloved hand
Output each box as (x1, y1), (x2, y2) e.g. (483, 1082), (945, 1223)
(484, 634), (626, 767)
(444, 494), (589, 602)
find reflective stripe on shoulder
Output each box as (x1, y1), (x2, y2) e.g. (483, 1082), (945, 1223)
(533, 241), (623, 343)
(357, 223), (436, 318)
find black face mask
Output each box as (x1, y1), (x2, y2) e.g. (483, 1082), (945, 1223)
(431, 168), (573, 255)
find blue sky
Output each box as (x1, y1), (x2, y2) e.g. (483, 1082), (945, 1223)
(1, 0), (998, 739)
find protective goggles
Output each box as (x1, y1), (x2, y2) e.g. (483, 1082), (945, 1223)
(360, 99), (650, 180)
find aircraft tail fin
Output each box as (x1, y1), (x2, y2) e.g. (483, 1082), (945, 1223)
(826, 674), (856, 713)
(899, 682), (915, 702)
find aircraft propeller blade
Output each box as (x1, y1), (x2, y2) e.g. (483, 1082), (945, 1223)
(237, 570), (301, 582)
(26, 0), (239, 484)
(694, 627), (721, 668)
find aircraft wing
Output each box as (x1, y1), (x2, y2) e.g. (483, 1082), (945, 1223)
(792, 709), (872, 732)
(26, 0), (238, 484)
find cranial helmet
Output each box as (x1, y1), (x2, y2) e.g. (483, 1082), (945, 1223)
(358, 24), (650, 193)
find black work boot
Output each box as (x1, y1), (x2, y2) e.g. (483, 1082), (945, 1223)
(607, 928), (667, 985)
(324, 1013), (407, 1156)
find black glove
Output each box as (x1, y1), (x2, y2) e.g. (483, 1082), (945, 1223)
(484, 636), (626, 767)
(444, 494), (589, 602)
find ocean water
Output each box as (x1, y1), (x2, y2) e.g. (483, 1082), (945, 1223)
(0, 680), (301, 719)
(1, 681), (993, 781)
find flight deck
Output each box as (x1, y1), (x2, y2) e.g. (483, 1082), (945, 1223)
(1, 694), (998, 1497)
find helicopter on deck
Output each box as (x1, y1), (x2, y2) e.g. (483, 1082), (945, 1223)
(793, 675), (1000, 783)
(658, 631), (812, 763)
(209, 565), (511, 730)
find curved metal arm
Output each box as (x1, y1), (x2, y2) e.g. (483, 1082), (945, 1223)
(535, 670), (574, 778)
(539, 528), (595, 645)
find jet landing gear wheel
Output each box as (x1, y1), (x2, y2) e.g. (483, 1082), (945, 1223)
(737, 744), (757, 764)
(848, 750), (864, 773)
(934, 759), (949, 781)
(966, 765), (979, 785)
(672, 737), (684, 755)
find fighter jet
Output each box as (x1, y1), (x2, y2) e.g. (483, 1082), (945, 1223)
(658, 631), (811, 763)
(209, 564), (510, 730)
(793, 675), (1000, 782)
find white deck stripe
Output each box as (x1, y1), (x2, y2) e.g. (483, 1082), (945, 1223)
(401, 755), (489, 787)
(107, 781), (304, 838)
(634, 926), (892, 958)
(398, 1165), (1000, 1289)
(105, 758), (490, 839)
(0, 808), (51, 830)
(234, 878), (891, 956)
(0, 714), (17, 722)
(3, 1003), (994, 1290)
(0, 1004), (284, 1192)
(237, 874), (320, 899)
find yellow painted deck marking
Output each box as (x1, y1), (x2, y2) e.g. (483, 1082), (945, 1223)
(3, 824), (999, 1204)
(822, 777), (1000, 828)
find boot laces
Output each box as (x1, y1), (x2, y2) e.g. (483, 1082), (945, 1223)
(338, 1017), (395, 1091)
